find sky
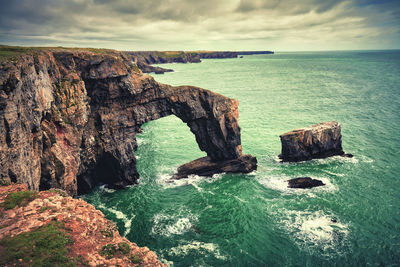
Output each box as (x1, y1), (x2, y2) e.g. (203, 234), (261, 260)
(0, 0), (399, 51)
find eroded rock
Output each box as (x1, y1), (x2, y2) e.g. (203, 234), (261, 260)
(279, 121), (345, 162)
(173, 154), (257, 179)
(287, 177), (325, 189)
(0, 49), (252, 195)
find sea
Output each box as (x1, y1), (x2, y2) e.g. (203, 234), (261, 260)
(82, 50), (400, 266)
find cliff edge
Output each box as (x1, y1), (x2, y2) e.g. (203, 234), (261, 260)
(0, 46), (255, 196)
(0, 183), (166, 266)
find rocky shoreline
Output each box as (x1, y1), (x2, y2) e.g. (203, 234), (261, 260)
(126, 50), (274, 74)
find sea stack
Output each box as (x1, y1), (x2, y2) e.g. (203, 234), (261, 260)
(279, 121), (345, 162)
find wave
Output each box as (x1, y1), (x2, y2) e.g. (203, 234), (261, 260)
(98, 184), (116, 193)
(157, 170), (223, 191)
(151, 209), (198, 237)
(258, 175), (337, 196)
(278, 209), (350, 254)
(167, 240), (227, 261)
(97, 203), (134, 236)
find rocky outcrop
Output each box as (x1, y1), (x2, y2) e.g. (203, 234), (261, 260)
(125, 51), (200, 74)
(125, 51), (274, 73)
(0, 184), (166, 266)
(194, 51), (238, 59)
(237, 51), (274, 55)
(287, 177), (325, 189)
(279, 121), (345, 162)
(173, 154), (257, 179)
(0, 48), (253, 195)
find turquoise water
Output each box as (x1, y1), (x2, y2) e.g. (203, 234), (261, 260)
(83, 51), (400, 266)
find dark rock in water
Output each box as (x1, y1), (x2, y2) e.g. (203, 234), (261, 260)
(173, 155), (257, 179)
(341, 153), (354, 158)
(287, 177), (325, 189)
(279, 121), (345, 162)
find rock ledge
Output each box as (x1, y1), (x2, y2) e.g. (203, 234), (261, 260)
(173, 154), (257, 179)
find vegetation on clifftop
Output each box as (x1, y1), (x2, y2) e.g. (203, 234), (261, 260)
(0, 45), (116, 62)
(2, 191), (38, 210)
(0, 221), (74, 266)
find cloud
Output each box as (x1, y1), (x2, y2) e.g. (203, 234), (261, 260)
(0, 0), (398, 50)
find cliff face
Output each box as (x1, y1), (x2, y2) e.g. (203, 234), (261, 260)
(0, 49), (249, 196)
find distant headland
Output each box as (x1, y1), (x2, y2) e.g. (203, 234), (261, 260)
(125, 50), (274, 74)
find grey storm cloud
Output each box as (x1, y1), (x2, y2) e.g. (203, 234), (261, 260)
(0, 0), (399, 50)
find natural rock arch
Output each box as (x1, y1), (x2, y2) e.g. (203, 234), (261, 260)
(0, 50), (255, 196)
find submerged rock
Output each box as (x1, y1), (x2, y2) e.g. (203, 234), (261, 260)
(279, 121), (345, 162)
(341, 153), (354, 158)
(173, 154), (257, 179)
(287, 177), (325, 189)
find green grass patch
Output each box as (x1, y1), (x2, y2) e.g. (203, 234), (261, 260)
(0, 221), (74, 266)
(2, 191), (38, 210)
(99, 242), (131, 259)
(0, 45), (116, 62)
(49, 189), (68, 197)
(99, 243), (118, 259)
(129, 253), (143, 264)
(118, 242), (130, 255)
(157, 51), (185, 58)
(39, 206), (48, 213)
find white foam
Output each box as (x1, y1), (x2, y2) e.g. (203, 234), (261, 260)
(151, 210), (198, 237)
(136, 137), (147, 146)
(168, 241), (227, 260)
(279, 210), (349, 252)
(316, 155), (359, 164)
(99, 184), (116, 193)
(322, 170), (345, 177)
(97, 203), (134, 236)
(258, 175), (337, 196)
(158, 171), (223, 191)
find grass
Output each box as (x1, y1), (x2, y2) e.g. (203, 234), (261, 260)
(157, 51), (185, 58)
(118, 242), (130, 255)
(129, 253), (143, 264)
(99, 242), (131, 259)
(0, 221), (74, 266)
(49, 189), (68, 197)
(0, 45), (116, 62)
(2, 191), (38, 210)
(99, 244), (118, 259)
(39, 206), (48, 213)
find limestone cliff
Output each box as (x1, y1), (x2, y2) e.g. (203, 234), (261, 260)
(0, 48), (255, 196)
